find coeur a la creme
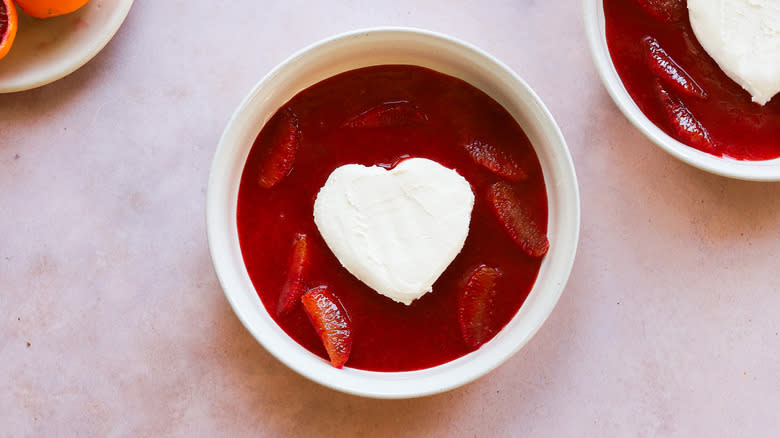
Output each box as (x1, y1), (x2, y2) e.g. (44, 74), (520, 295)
(313, 158), (475, 306)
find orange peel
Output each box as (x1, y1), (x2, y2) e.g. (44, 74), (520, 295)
(15, 0), (90, 19)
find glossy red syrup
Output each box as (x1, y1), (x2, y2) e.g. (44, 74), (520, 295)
(603, 0), (780, 160)
(237, 65), (548, 371)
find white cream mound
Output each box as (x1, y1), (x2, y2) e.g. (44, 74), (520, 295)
(688, 0), (780, 105)
(313, 158), (475, 305)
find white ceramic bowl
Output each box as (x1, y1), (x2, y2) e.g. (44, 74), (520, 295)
(583, 0), (780, 181)
(207, 27), (580, 398)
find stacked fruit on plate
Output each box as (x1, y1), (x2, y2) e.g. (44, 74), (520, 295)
(0, 0), (90, 60)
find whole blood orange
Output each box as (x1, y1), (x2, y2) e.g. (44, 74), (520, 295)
(15, 0), (90, 19)
(0, 0), (18, 60)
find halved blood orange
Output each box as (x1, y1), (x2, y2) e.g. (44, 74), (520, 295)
(15, 0), (90, 19)
(0, 0), (18, 61)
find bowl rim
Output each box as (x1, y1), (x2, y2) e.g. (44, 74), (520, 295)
(583, 0), (780, 181)
(206, 26), (580, 398)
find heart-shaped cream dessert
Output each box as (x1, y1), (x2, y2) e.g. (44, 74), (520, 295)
(313, 158), (474, 305)
(688, 0), (780, 105)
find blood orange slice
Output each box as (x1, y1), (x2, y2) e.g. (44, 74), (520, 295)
(0, 0), (18, 61)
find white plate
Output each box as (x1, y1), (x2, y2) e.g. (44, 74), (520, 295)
(0, 0), (133, 93)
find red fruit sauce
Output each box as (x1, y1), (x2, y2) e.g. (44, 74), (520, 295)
(237, 65), (548, 372)
(604, 0), (780, 160)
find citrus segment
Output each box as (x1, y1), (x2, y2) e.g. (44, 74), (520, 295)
(0, 0), (18, 60)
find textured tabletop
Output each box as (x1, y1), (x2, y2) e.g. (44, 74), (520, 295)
(2, 1), (779, 436)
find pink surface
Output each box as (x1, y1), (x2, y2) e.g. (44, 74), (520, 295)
(1, 1), (779, 436)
